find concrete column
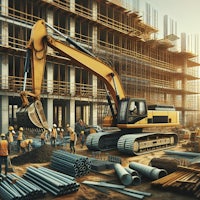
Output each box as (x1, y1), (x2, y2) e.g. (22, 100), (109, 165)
(1, 54), (9, 89)
(69, 66), (76, 96)
(70, 0), (75, 12)
(46, 98), (53, 127)
(46, 63), (54, 126)
(0, 96), (9, 133)
(46, 6), (54, 54)
(92, 1), (97, 21)
(90, 103), (98, 126)
(1, 0), (9, 46)
(66, 99), (75, 130)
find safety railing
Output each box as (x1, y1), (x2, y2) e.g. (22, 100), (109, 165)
(0, 75), (106, 99)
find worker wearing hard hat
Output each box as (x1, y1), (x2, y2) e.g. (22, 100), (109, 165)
(0, 133), (9, 176)
(20, 139), (33, 153)
(66, 124), (77, 154)
(40, 129), (48, 145)
(50, 124), (58, 147)
(17, 127), (25, 153)
(6, 126), (15, 154)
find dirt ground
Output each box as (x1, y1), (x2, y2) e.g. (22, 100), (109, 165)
(8, 140), (198, 200)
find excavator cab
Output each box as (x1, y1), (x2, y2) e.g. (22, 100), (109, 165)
(117, 98), (147, 124)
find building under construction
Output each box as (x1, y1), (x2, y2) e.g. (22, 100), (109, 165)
(0, 0), (199, 132)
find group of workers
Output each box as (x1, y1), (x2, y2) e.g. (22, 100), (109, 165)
(0, 126), (33, 177)
(0, 119), (87, 177)
(45, 119), (87, 153)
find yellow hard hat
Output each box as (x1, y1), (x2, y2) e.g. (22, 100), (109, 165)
(19, 127), (23, 131)
(29, 139), (33, 144)
(9, 126), (14, 131)
(1, 133), (5, 137)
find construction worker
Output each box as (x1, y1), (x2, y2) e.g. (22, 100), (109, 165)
(59, 128), (64, 142)
(0, 133), (9, 176)
(20, 139), (33, 153)
(80, 130), (86, 148)
(67, 124), (77, 153)
(6, 126), (15, 154)
(40, 129), (48, 145)
(17, 127), (25, 153)
(50, 124), (58, 147)
(75, 119), (86, 138)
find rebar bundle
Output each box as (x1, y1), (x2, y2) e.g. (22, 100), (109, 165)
(152, 165), (200, 198)
(23, 166), (80, 196)
(51, 150), (91, 177)
(0, 173), (46, 200)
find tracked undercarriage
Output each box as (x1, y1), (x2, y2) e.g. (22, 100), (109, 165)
(86, 131), (178, 155)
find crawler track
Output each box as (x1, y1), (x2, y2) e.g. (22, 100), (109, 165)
(86, 131), (178, 155)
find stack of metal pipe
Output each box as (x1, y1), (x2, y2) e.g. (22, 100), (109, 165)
(0, 173), (46, 200)
(114, 164), (141, 186)
(129, 161), (168, 180)
(23, 166), (80, 196)
(51, 150), (91, 177)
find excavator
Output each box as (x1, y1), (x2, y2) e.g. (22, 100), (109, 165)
(16, 19), (179, 155)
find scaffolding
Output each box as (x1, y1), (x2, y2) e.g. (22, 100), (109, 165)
(0, 0), (199, 128)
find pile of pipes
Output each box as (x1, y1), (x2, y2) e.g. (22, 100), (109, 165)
(129, 161), (168, 180)
(23, 166), (80, 196)
(114, 163), (141, 186)
(51, 150), (91, 177)
(152, 164), (200, 198)
(0, 173), (46, 200)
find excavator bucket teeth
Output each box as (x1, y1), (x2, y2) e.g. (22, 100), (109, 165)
(16, 100), (48, 129)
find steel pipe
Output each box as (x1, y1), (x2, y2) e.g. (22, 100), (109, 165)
(129, 162), (167, 180)
(114, 163), (132, 186)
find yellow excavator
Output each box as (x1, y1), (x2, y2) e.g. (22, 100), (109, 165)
(16, 20), (179, 155)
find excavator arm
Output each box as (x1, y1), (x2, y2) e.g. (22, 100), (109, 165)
(17, 19), (128, 129)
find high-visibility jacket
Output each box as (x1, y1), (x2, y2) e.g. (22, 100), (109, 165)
(17, 131), (23, 141)
(0, 139), (8, 156)
(20, 139), (32, 148)
(7, 131), (14, 143)
(51, 128), (57, 138)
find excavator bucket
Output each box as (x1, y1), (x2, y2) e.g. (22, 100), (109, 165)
(16, 100), (48, 129)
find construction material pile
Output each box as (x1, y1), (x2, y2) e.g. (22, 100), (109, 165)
(51, 150), (91, 177)
(0, 173), (46, 200)
(11, 145), (54, 165)
(23, 166), (80, 196)
(151, 164), (200, 198)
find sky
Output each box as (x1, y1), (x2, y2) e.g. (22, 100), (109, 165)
(144, 0), (200, 35)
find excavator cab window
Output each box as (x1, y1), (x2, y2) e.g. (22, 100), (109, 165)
(117, 98), (147, 124)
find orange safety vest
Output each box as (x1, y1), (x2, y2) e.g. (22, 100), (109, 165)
(20, 139), (30, 148)
(7, 131), (14, 143)
(17, 131), (23, 141)
(51, 128), (57, 138)
(0, 140), (8, 156)
(70, 131), (76, 141)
